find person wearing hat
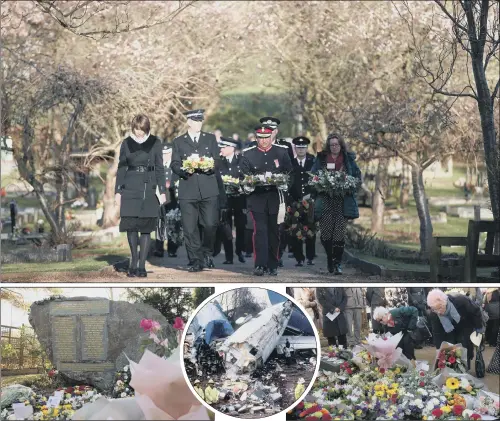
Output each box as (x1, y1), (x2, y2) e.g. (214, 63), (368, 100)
(289, 136), (316, 266)
(213, 137), (246, 264)
(240, 124), (293, 276)
(114, 114), (167, 277)
(170, 109), (227, 272)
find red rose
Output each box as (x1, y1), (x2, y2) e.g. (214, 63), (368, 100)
(470, 414), (482, 420)
(297, 402), (305, 409)
(453, 405), (465, 416)
(391, 394), (398, 401)
(438, 361), (446, 369)
(419, 371), (425, 377)
(65, 387), (74, 394)
(432, 408), (443, 417)
(173, 317), (185, 331)
(140, 318), (153, 332)
(448, 356), (456, 364)
(48, 369), (56, 378)
(419, 381), (425, 387)
(322, 414), (333, 421)
(379, 368), (385, 374)
(346, 368), (353, 375)
(303, 226), (309, 231)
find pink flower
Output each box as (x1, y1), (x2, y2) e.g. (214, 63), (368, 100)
(438, 361), (446, 369)
(470, 414), (482, 420)
(173, 317), (185, 331)
(140, 319), (153, 332)
(448, 356), (456, 364)
(151, 320), (161, 332)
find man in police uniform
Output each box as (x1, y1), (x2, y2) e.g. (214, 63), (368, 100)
(171, 109), (226, 272)
(213, 137), (246, 264)
(289, 136), (316, 266)
(240, 125), (293, 276)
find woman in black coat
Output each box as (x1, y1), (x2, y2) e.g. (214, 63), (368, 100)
(317, 287), (348, 347)
(427, 289), (484, 370)
(115, 114), (166, 278)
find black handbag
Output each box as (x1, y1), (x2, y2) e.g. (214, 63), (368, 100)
(475, 342), (486, 378)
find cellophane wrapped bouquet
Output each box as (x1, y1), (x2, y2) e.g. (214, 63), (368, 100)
(181, 154), (214, 174)
(308, 170), (359, 197)
(242, 173), (289, 194)
(221, 175), (242, 195)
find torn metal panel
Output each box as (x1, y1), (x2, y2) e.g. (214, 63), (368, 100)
(278, 336), (316, 350)
(218, 301), (293, 374)
(188, 301), (234, 343)
(267, 290), (315, 335)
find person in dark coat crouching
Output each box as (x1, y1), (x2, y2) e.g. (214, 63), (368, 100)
(373, 305), (418, 363)
(115, 114), (167, 278)
(317, 287), (348, 347)
(427, 289), (484, 370)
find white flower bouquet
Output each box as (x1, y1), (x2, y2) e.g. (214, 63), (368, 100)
(221, 175), (242, 195)
(308, 170), (360, 197)
(241, 173), (289, 194)
(181, 154), (215, 174)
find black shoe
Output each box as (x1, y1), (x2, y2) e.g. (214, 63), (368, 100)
(307, 260), (314, 266)
(223, 260), (233, 265)
(237, 253), (246, 263)
(137, 268), (147, 277)
(253, 266), (265, 276)
(205, 256), (215, 268)
(188, 264), (203, 272)
(127, 268), (137, 277)
(168, 253), (177, 258)
(328, 261), (335, 274)
(295, 261), (304, 267)
(288, 253), (294, 258)
(278, 259), (284, 268)
(268, 268), (278, 276)
(334, 263), (343, 275)
(245, 252), (252, 258)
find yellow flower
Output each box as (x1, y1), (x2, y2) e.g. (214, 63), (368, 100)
(391, 383), (399, 389)
(394, 367), (401, 374)
(441, 406), (452, 414)
(356, 409), (363, 417)
(445, 392), (452, 398)
(42, 409), (48, 415)
(64, 404), (72, 410)
(375, 391), (385, 397)
(446, 377), (460, 390)
(374, 385), (382, 391)
(387, 389), (397, 396)
(423, 417), (428, 421)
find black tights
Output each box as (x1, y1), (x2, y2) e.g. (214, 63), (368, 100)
(327, 335), (347, 347)
(127, 232), (151, 270)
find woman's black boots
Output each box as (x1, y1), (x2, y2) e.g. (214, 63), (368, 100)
(332, 241), (345, 275)
(321, 239), (335, 273)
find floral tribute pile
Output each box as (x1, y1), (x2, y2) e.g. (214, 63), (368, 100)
(3, 317), (190, 421)
(181, 154), (215, 174)
(287, 338), (499, 421)
(241, 173), (289, 194)
(284, 198), (316, 241)
(308, 170), (359, 197)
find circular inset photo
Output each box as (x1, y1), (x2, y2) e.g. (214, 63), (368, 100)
(181, 287), (320, 418)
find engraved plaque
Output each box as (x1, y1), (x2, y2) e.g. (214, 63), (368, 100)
(51, 300), (110, 316)
(52, 317), (77, 362)
(58, 362), (115, 372)
(81, 316), (107, 361)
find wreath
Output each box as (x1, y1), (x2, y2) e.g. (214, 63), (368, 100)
(284, 198), (316, 241)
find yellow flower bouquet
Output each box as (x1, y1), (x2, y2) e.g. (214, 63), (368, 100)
(181, 154), (215, 174)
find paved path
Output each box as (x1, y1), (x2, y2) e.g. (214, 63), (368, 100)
(3, 240), (413, 283)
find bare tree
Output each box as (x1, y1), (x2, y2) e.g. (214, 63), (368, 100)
(396, 0), (500, 222)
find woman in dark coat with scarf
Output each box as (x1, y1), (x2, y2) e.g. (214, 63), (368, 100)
(115, 114), (167, 277)
(427, 289), (484, 370)
(311, 133), (361, 275)
(373, 306), (418, 362)
(317, 287), (348, 347)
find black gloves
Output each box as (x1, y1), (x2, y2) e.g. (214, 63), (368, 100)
(179, 170), (189, 180)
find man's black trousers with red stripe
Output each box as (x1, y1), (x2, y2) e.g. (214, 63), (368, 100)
(250, 211), (279, 270)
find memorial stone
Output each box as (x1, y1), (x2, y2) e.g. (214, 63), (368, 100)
(29, 297), (176, 391)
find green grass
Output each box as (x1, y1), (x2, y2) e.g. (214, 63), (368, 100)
(1, 374), (44, 387)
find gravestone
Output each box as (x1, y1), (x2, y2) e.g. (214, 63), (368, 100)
(29, 297), (176, 392)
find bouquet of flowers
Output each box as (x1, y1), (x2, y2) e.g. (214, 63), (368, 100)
(308, 170), (359, 197)
(241, 173), (290, 194)
(139, 316), (185, 359)
(363, 332), (405, 370)
(434, 343), (468, 374)
(284, 198), (316, 241)
(113, 365), (135, 398)
(221, 175), (242, 196)
(181, 154), (215, 174)
(165, 208), (183, 245)
(473, 393), (500, 417)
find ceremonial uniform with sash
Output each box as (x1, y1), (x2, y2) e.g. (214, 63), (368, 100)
(240, 125), (293, 276)
(170, 109), (226, 272)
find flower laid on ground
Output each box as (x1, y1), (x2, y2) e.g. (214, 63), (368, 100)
(284, 198), (316, 240)
(181, 154), (215, 174)
(308, 170), (359, 197)
(241, 173), (289, 193)
(434, 344), (468, 373)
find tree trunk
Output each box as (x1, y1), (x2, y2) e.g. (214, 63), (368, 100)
(399, 164), (410, 209)
(411, 165), (433, 254)
(371, 157), (389, 233)
(102, 144), (121, 228)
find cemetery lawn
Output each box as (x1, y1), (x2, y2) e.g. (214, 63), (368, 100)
(2, 245), (128, 274)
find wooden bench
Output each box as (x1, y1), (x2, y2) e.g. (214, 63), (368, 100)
(430, 220), (500, 281)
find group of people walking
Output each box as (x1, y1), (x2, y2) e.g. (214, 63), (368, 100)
(293, 287), (500, 374)
(114, 111), (362, 277)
